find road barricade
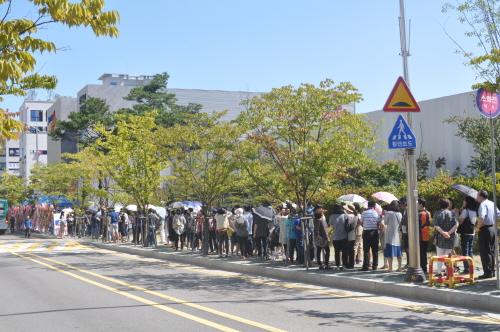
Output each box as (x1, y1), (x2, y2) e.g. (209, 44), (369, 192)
(428, 255), (474, 289)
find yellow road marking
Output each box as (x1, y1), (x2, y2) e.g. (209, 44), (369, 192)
(87, 247), (500, 325)
(62, 242), (91, 251)
(23, 242), (44, 252)
(0, 243), (9, 249)
(27, 253), (287, 332)
(5, 243), (25, 252)
(42, 242), (60, 251)
(13, 252), (240, 332)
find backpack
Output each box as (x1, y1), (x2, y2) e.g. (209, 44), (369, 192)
(457, 209), (475, 235)
(173, 217), (181, 230)
(235, 216), (249, 237)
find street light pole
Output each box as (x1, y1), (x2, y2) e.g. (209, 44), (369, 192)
(398, 0), (425, 282)
(35, 127), (39, 164)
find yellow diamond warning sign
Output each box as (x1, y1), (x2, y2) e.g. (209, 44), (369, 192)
(383, 77), (420, 112)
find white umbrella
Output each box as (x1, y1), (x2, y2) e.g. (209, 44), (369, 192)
(155, 207), (167, 219)
(145, 204), (156, 210)
(187, 205), (201, 212)
(338, 194), (367, 203)
(61, 208), (74, 214)
(169, 202), (183, 209)
(125, 204), (137, 211)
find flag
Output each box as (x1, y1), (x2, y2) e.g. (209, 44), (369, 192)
(49, 111), (57, 131)
(47, 110), (56, 125)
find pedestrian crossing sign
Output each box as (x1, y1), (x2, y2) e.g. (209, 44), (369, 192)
(388, 115), (417, 149)
(383, 76), (420, 112)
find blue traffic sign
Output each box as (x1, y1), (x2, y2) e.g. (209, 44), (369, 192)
(388, 115), (417, 149)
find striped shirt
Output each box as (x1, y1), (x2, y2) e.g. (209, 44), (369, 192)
(361, 208), (380, 230)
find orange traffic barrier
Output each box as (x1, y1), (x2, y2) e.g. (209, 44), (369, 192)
(428, 255), (474, 289)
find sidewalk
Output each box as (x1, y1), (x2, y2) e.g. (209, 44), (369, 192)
(84, 239), (500, 313)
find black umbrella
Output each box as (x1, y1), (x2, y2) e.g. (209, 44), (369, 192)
(252, 206), (275, 221)
(450, 184), (478, 201)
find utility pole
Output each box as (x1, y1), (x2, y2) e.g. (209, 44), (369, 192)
(399, 0), (425, 282)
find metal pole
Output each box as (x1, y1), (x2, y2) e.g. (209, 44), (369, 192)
(489, 117), (500, 290)
(35, 128), (39, 164)
(302, 218), (308, 270)
(399, 0), (425, 282)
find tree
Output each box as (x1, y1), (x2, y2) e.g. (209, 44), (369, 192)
(0, 0), (119, 149)
(49, 97), (115, 148)
(80, 112), (169, 210)
(0, 0), (119, 100)
(0, 172), (29, 207)
(235, 79), (379, 209)
(62, 150), (120, 208)
(445, 111), (500, 173)
(30, 161), (76, 208)
(116, 72), (202, 128)
(166, 111), (241, 210)
(56, 159), (99, 215)
(443, 1), (500, 91)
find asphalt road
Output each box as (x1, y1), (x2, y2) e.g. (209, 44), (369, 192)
(2, 233), (500, 332)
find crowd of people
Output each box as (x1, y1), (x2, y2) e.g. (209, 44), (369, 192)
(51, 189), (498, 279)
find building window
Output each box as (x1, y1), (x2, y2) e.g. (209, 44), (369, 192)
(0, 162), (5, 169)
(110, 82), (118, 85)
(79, 94), (87, 104)
(30, 110), (43, 122)
(125, 84), (138, 87)
(0, 151), (5, 157)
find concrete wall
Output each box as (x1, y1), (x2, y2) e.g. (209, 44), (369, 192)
(366, 91), (479, 175)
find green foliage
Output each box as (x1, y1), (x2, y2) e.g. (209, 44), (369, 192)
(80, 111), (170, 210)
(445, 111), (500, 173)
(0, 0), (119, 100)
(116, 72), (202, 128)
(0, 172), (29, 206)
(0, 0), (120, 152)
(49, 97), (115, 148)
(235, 79), (379, 208)
(166, 111), (241, 209)
(443, 1), (500, 91)
(29, 159), (97, 213)
(359, 160), (405, 187)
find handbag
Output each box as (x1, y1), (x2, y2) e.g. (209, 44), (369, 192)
(457, 209), (474, 234)
(345, 215), (355, 233)
(431, 233), (437, 246)
(227, 227), (234, 237)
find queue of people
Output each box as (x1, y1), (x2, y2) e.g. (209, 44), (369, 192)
(48, 191), (498, 279)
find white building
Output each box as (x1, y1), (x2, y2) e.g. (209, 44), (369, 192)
(18, 100), (54, 180)
(47, 74), (264, 164)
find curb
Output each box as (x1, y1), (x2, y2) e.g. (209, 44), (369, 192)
(91, 242), (500, 313)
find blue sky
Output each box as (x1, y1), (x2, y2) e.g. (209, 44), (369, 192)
(2, 0), (482, 114)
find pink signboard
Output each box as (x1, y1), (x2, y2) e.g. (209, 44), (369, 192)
(477, 88), (500, 118)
